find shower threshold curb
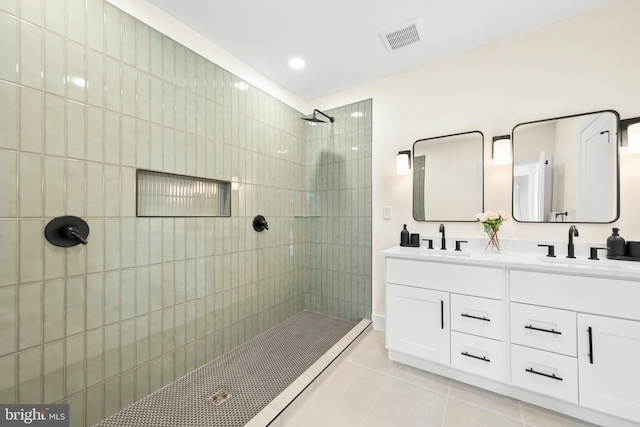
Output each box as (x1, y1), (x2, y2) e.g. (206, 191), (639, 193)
(246, 318), (372, 427)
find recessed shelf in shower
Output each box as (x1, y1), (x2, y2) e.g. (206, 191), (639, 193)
(136, 169), (231, 217)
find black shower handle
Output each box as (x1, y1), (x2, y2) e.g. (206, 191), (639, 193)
(253, 215), (269, 232)
(62, 226), (88, 244)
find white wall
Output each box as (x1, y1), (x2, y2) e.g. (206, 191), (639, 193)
(312, 0), (640, 317)
(105, 0), (309, 114)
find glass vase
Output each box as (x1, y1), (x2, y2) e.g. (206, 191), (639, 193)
(485, 226), (500, 252)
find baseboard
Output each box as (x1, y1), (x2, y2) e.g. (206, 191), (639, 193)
(371, 313), (385, 331)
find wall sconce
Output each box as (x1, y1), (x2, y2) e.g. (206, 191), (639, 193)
(492, 135), (511, 165)
(396, 150), (412, 175)
(621, 117), (640, 154)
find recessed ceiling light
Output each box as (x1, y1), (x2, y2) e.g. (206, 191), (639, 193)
(289, 58), (305, 69)
(235, 82), (249, 90)
(351, 112), (364, 118)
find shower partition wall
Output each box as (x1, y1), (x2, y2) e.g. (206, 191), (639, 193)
(303, 101), (373, 322)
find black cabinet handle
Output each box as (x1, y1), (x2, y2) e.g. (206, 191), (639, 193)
(525, 325), (562, 335)
(588, 326), (593, 364)
(526, 368), (563, 381)
(461, 352), (490, 362)
(461, 313), (490, 322)
(441, 300), (444, 330)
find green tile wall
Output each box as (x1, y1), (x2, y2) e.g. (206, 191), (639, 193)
(303, 101), (373, 321)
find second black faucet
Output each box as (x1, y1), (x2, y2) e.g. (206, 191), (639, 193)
(567, 225), (579, 258)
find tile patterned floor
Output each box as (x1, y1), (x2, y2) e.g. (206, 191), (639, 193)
(283, 330), (599, 427)
(94, 311), (354, 427)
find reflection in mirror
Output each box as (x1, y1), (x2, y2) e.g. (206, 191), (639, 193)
(512, 110), (619, 223)
(413, 131), (483, 221)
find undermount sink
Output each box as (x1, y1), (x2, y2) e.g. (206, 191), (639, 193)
(536, 256), (626, 269)
(414, 249), (471, 257)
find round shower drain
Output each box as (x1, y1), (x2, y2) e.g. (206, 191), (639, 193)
(208, 390), (232, 406)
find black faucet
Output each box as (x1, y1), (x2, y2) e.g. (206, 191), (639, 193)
(439, 224), (446, 250)
(567, 225), (579, 258)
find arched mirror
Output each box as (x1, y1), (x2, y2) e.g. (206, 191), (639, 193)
(512, 110), (619, 223)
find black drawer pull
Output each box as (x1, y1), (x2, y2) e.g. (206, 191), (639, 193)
(526, 368), (563, 381)
(441, 300), (444, 330)
(461, 313), (490, 322)
(461, 352), (490, 362)
(525, 325), (561, 335)
(588, 326), (593, 364)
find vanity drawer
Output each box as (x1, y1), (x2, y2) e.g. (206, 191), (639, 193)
(510, 270), (640, 321)
(387, 258), (502, 298)
(451, 294), (504, 341)
(451, 332), (504, 382)
(511, 344), (578, 403)
(510, 303), (577, 357)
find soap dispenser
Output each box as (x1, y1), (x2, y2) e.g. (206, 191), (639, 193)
(400, 224), (410, 246)
(606, 227), (625, 258)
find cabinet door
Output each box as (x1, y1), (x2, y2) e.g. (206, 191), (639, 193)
(387, 284), (450, 364)
(578, 314), (640, 422)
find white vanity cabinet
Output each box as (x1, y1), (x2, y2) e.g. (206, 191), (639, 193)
(511, 270), (640, 423)
(385, 257), (503, 369)
(383, 247), (640, 427)
(577, 314), (640, 422)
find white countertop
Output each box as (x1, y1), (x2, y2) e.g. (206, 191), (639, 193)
(382, 245), (640, 281)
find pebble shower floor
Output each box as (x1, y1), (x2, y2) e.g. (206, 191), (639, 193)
(94, 311), (355, 426)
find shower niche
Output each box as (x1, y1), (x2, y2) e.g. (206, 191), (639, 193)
(136, 169), (231, 217)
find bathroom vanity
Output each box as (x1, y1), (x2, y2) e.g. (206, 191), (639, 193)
(383, 246), (640, 427)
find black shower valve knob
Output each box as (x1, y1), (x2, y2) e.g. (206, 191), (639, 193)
(61, 225), (88, 244)
(44, 216), (90, 247)
(253, 215), (269, 232)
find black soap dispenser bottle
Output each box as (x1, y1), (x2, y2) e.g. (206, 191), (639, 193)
(607, 227), (625, 258)
(400, 224), (410, 246)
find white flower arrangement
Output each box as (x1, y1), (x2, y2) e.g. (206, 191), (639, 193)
(475, 210), (510, 251)
(475, 210), (510, 232)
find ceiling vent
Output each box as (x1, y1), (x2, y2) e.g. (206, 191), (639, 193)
(379, 18), (424, 53)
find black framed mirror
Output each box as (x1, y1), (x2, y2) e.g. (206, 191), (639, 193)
(512, 110), (619, 223)
(413, 131), (484, 222)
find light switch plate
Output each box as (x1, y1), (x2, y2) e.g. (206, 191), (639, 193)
(383, 206), (392, 219)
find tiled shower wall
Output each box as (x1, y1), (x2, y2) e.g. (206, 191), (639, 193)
(304, 101), (373, 321)
(0, 0), (312, 425)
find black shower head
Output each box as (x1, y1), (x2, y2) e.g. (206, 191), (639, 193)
(301, 114), (326, 123)
(301, 109), (335, 123)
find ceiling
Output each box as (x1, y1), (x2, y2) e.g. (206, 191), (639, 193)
(145, 0), (621, 101)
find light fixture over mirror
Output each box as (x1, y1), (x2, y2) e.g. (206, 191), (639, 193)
(396, 150), (411, 175)
(621, 117), (640, 154)
(512, 110), (619, 223)
(492, 135), (511, 165)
